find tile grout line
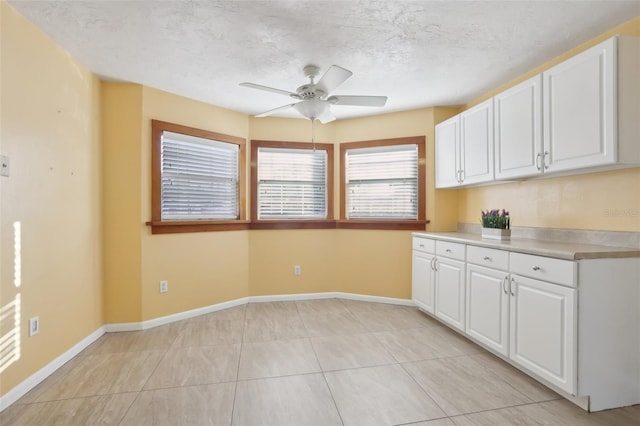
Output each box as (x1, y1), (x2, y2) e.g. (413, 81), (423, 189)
(116, 327), (180, 425)
(228, 304), (248, 426)
(397, 359), (451, 421)
(296, 299), (346, 426)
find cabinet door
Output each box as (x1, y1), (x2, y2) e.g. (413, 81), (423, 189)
(412, 251), (435, 314)
(435, 257), (465, 332)
(466, 264), (509, 356)
(494, 75), (542, 179)
(509, 274), (576, 394)
(460, 99), (494, 185)
(543, 37), (616, 172)
(435, 115), (460, 188)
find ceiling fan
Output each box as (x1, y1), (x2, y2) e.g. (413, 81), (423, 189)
(240, 65), (387, 123)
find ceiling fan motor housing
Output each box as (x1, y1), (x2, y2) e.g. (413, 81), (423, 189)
(295, 84), (325, 100)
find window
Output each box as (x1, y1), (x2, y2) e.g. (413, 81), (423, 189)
(149, 120), (247, 234)
(339, 136), (427, 230)
(251, 140), (334, 229)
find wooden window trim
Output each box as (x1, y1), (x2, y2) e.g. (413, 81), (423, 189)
(148, 119), (248, 234)
(250, 140), (335, 230)
(339, 136), (428, 230)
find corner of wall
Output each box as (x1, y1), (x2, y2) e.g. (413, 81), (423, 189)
(101, 82), (144, 323)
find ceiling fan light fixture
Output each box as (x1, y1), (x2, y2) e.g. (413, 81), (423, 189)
(293, 99), (329, 121)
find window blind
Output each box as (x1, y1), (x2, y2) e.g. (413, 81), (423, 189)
(161, 131), (239, 220)
(257, 147), (327, 219)
(345, 144), (418, 219)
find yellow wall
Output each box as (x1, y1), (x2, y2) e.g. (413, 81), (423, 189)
(459, 16), (640, 232)
(101, 83), (143, 323)
(246, 109), (459, 300)
(2, 0), (639, 403)
(139, 87), (250, 320)
(0, 2), (103, 394)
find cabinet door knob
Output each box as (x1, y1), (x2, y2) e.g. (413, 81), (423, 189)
(535, 153), (542, 171)
(502, 276), (508, 294)
(510, 277), (516, 296)
(445, 249), (452, 253)
(532, 266), (541, 271)
(483, 256), (491, 261)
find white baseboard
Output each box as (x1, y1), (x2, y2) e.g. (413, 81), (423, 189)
(106, 293), (413, 332)
(335, 292), (414, 306)
(104, 297), (249, 332)
(0, 326), (105, 412)
(0, 292), (413, 412)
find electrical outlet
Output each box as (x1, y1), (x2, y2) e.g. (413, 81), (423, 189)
(29, 317), (39, 336)
(0, 154), (9, 177)
(294, 265), (301, 276)
(159, 280), (168, 293)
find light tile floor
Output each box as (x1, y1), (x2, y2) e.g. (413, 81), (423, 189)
(2, 299), (639, 425)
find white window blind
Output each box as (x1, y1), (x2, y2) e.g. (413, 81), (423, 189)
(161, 131), (239, 220)
(345, 144), (418, 219)
(257, 147), (327, 219)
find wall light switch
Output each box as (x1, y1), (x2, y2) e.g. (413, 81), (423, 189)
(29, 317), (39, 336)
(0, 155), (9, 177)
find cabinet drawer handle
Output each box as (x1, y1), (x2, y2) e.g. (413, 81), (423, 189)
(532, 266), (541, 271)
(543, 151), (549, 170)
(483, 256), (491, 261)
(419, 244), (424, 248)
(536, 153), (542, 171)
(445, 249), (452, 253)
(510, 277), (516, 296)
(502, 276), (508, 294)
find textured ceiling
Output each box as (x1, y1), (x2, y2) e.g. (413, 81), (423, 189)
(7, 0), (640, 120)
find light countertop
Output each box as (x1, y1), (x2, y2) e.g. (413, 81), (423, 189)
(412, 232), (640, 260)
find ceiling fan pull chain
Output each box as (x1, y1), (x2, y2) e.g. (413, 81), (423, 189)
(311, 118), (316, 152)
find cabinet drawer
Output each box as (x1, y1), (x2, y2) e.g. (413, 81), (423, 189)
(413, 237), (435, 253)
(436, 241), (466, 261)
(510, 253), (577, 287)
(467, 246), (509, 270)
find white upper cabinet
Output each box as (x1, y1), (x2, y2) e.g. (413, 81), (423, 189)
(543, 37), (616, 172)
(460, 99), (494, 185)
(435, 99), (493, 188)
(435, 35), (639, 188)
(543, 35), (640, 173)
(494, 75), (542, 179)
(435, 115), (460, 188)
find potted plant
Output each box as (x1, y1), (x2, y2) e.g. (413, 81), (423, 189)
(481, 209), (511, 240)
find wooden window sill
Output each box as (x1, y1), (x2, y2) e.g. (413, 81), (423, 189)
(249, 220), (337, 230)
(147, 219), (430, 233)
(335, 220), (429, 230)
(146, 220), (251, 234)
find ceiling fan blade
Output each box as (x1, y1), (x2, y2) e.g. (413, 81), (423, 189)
(328, 95), (388, 107)
(316, 65), (353, 95)
(240, 82), (300, 99)
(255, 103), (296, 118)
(317, 108), (336, 124)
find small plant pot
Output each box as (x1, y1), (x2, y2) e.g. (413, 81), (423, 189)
(482, 228), (511, 241)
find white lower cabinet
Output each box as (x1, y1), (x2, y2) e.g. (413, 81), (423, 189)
(412, 234), (640, 411)
(412, 250), (435, 314)
(434, 257), (465, 332)
(465, 264), (509, 356)
(509, 274), (576, 395)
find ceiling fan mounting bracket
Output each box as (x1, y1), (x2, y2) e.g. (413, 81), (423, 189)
(303, 65), (321, 80)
